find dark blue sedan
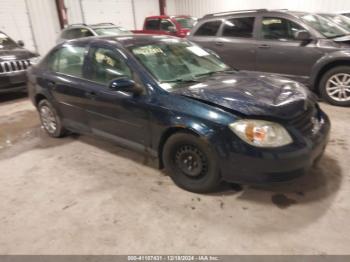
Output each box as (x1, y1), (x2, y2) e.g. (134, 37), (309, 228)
(27, 35), (330, 193)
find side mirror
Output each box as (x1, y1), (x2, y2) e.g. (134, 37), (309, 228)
(17, 40), (24, 47)
(295, 30), (312, 41)
(168, 26), (177, 33)
(109, 77), (142, 95)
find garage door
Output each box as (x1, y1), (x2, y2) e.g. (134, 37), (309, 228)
(0, 0), (36, 51)
(81, 0), (135, 29)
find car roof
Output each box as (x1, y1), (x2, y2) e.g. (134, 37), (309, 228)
(146, 15), (192, 20)
(201, 9), (309, 19)
(65, 34), (184, 48)
(64, 23), (124, 30)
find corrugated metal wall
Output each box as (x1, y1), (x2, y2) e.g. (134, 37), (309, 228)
(0, 0), (35, 52)
(65, 0), (160, 30)
(167, 0), (350, 17)
(26, 0), (61, 55)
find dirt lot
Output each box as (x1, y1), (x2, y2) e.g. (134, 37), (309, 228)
(0, 93), (349, 254)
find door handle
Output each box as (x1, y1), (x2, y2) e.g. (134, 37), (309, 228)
(215, 41), (224, 46)
(258, 44), (271, 49)
(85, 91), (97, 99)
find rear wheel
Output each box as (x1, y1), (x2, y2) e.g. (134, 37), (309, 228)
(162, 133), (221, 193)
(319, 66), (350, 106)
(38, 99), (66, 138)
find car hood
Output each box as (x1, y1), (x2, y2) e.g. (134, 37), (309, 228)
(172, 72), (315, 120)
(0, 48), (37, 62)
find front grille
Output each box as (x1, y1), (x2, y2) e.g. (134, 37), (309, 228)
(0, 60), (31, 74)
(288, 104), (319, 136)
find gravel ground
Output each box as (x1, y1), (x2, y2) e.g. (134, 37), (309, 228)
(0, 93), (349, 254)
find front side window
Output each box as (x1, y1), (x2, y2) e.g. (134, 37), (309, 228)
(222, 17), (255, 38)
(130, 40), (229, 89)
(160, 19), (175, 31)
(194, 20), (222, 36)
(298, 14), (347, 38)
(0, 32), (18, 49)
(261, 17), (305, 41)
(145, 19), (160, 30)
(48, 45), (86, 77)
(88, 47), (131, 85)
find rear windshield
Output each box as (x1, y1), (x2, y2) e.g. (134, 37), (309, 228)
(94, 27), (132, 36)
(298, 14), (348, 38)
(0, 32), (18, 49)
(174, 17), (197, 29)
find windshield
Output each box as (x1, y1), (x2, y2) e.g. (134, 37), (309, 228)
(299, 14), (348, 38)
(174, 17), (197, 29)
(320, 14), (350, 32)
(129, 40), (230, 89)
(0, 32), (18, 49)
(94, 27), (132, 36)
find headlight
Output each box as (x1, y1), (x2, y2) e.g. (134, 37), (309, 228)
(229, 120), (292, 148)
(29, 56), (41, 65)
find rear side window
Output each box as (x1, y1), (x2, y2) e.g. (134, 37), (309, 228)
(261, 17), (304, 41)
(88, 47), (132, 85)
(48, 45), (86, 77)
(222, 17), (255, 38)
(145, 19), (160, 30)
(194, 20), (222, 36)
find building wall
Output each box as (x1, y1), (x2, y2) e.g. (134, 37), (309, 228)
(65, 0), (160, 30)
(167, 0), (350, 17)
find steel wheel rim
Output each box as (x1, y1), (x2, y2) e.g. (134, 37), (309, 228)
(326, 73), (350, 102)
(175, 145), (208, 178)
(40, 106), (57, 134)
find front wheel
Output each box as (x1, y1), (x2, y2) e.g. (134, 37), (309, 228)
(319, 66), (350, 107)
(162, 133), (221, 193)
(38, 99), (66, 138)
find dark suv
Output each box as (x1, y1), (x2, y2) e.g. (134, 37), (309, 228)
(188, 9), (350, 106)
(0, 31), (39, 94)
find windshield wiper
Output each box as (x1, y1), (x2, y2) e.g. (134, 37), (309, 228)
(194, 69), (237, 78)
(164, 78), (199, 84)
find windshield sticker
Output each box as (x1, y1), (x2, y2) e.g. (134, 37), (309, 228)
(186, 46), (209, 57)
(133, 46), (164, 56)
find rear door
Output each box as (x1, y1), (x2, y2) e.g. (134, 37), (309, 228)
(211, 15), (257, 70)
(255, 15), (322, 83)
(42, 44), (90, 132)
(188, 20), (222, 50)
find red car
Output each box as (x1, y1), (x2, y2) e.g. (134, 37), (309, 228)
(133, 15), (197, 38)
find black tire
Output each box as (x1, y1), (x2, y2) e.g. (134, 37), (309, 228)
(319, 66), (350, 107)
(38, 99), (66, 138)
(162, 132), (221, 193)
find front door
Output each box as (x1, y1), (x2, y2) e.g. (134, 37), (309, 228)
(83, 45), (150, 150)
(255, 16), (323, 84)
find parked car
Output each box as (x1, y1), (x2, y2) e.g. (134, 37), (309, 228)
(0, 31), (40, 94)
(27, 35), (330, 193)
(188, 9), (350, 106)
(133, 15), (197, 38)
(57, 23), (132, 43)
(318, 13), (350, 31)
